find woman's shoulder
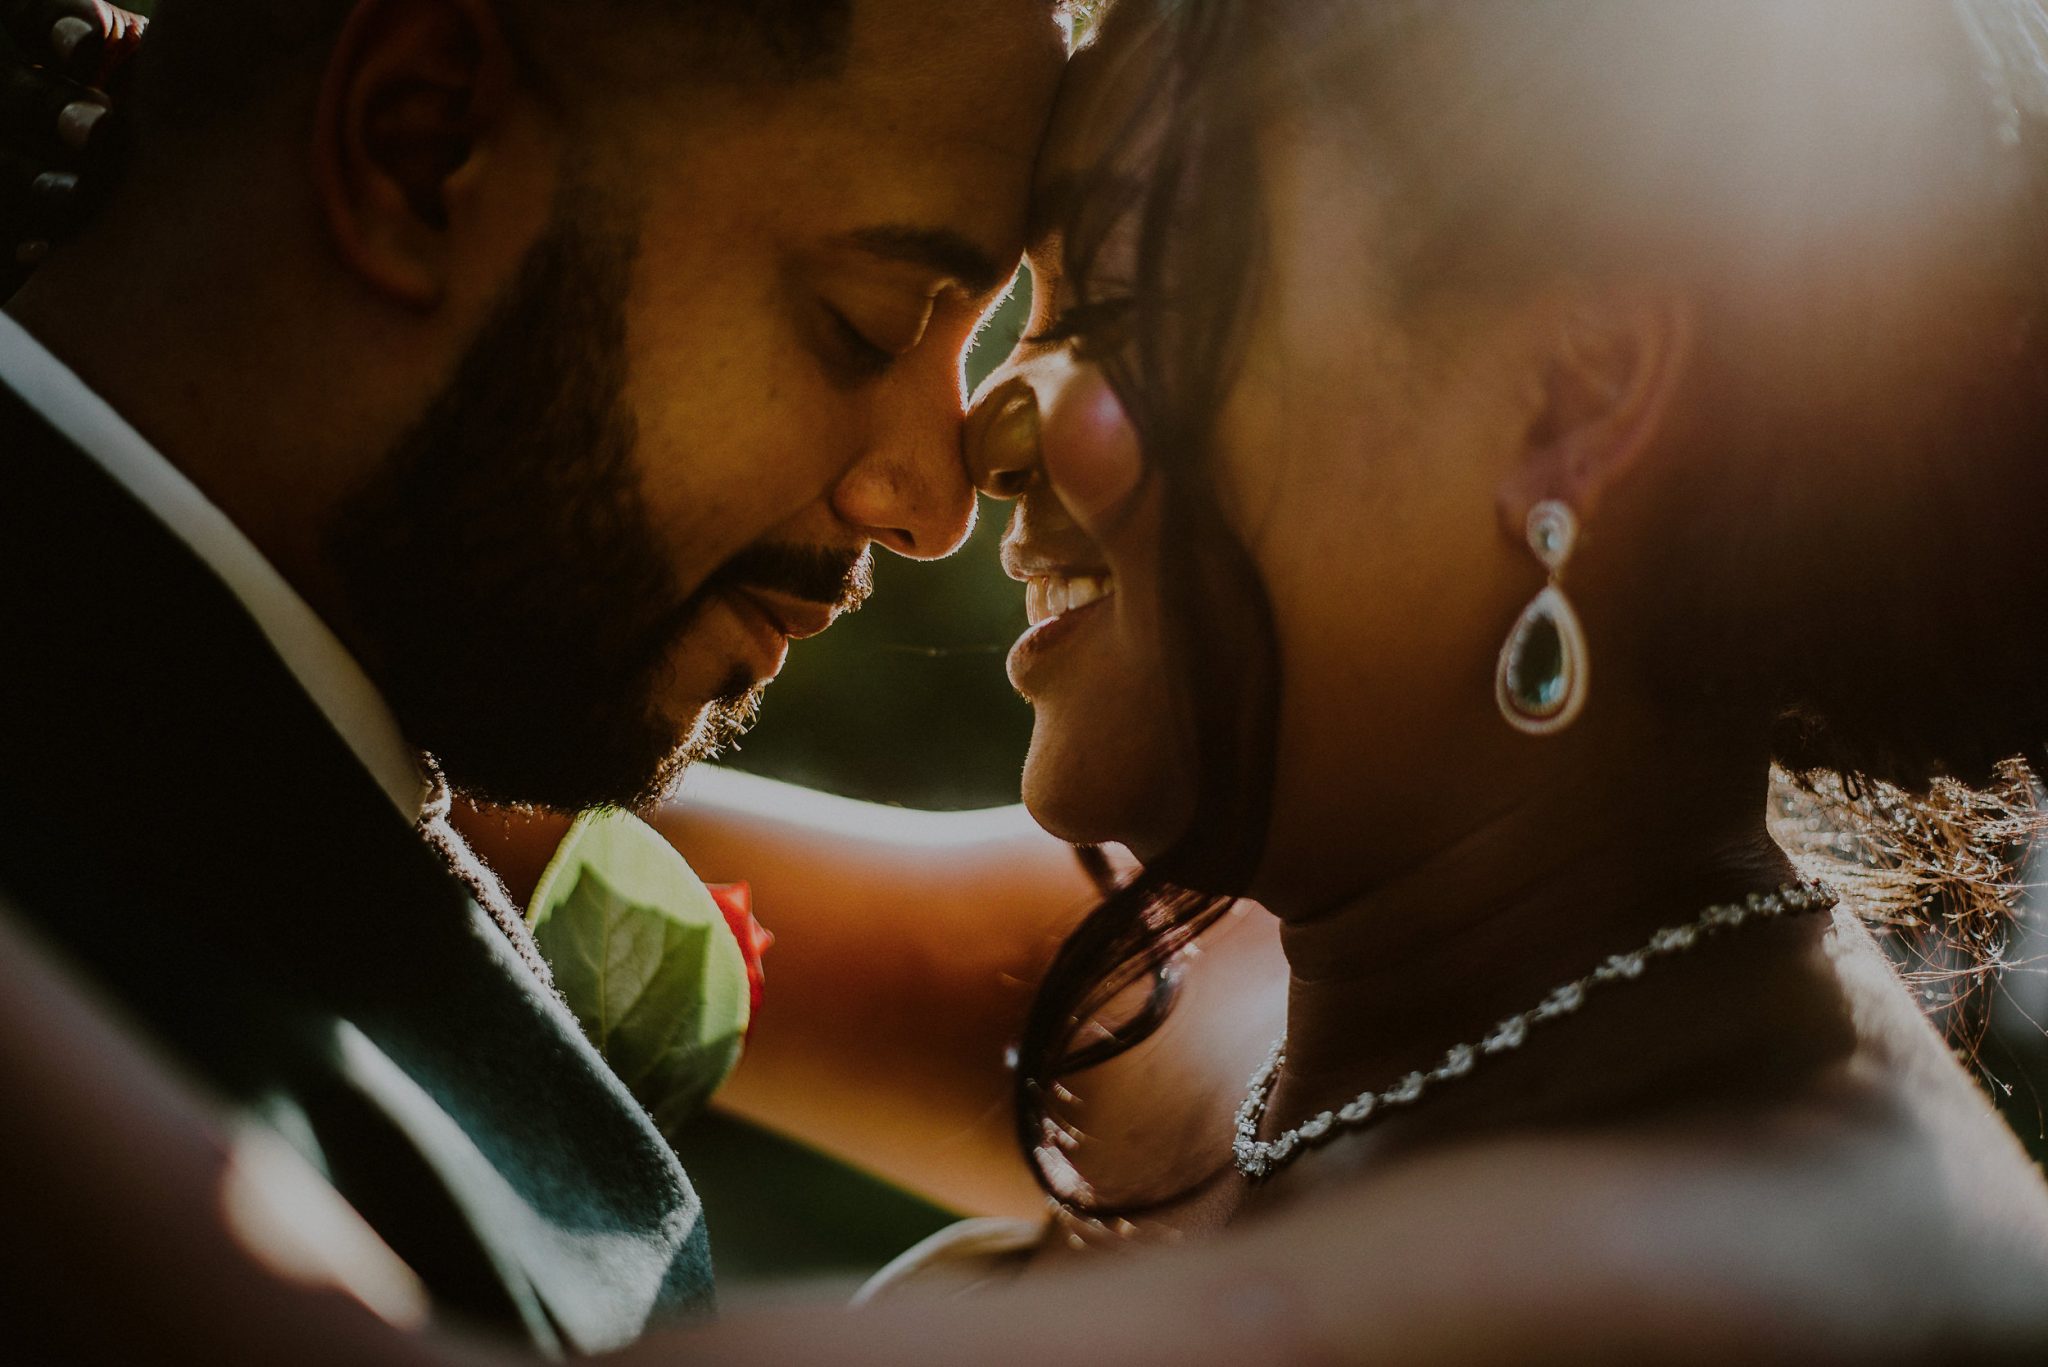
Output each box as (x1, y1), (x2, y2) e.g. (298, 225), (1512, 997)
(1284, 1076), (2048, 1363)
(1253, 910), (2048, 1358)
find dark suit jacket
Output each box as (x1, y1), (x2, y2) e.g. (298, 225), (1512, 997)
(0, 377), (715, 1353)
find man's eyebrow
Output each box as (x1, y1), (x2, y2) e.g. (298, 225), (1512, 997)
(842, 225), (1009, 295)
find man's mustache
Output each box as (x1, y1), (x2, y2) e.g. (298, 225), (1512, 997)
(702, 542), (875, 614)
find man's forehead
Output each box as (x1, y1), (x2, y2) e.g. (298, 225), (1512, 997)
(794, 0), (1071, 273)
(859, 4), (1066, 163)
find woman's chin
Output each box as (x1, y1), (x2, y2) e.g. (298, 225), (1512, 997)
(1020, 726), (1191, 859)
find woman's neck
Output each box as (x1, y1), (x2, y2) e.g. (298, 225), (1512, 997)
(1259, 756), (1841, 1148)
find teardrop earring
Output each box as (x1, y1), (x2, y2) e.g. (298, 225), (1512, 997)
(1495, 499), (1589, 735)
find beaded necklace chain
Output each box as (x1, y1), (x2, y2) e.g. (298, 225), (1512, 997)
(1232, 880), (1837, 1182)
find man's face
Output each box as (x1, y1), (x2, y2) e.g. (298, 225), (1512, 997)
(333, 0), (1065, 811)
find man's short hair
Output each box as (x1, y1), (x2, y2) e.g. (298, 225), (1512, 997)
(136, 0), (856, 127)
(669, 0), (853, 77)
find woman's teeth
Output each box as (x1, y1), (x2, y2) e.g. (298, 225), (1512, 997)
(1025, 573), (1116, 627)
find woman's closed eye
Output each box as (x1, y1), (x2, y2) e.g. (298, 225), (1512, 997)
(1028, 295), (1136, 361)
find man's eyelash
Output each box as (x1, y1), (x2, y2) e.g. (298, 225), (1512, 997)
(829, 309), (895, 379)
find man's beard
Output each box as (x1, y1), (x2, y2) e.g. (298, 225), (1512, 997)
(326, 195), (870, 812)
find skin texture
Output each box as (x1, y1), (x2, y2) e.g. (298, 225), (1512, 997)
(6, 0), (1064, 810)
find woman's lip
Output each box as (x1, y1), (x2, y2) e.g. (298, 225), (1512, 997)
(1000, 541), (1111, 583)
(1007, 592), (1113, 693)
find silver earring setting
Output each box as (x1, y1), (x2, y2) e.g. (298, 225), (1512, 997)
(1495, 499), (1588, 735)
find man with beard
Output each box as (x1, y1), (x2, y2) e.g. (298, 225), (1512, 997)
(0, 0), (1071, 1357)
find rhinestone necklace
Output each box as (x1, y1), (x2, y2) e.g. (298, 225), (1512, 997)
(1232, 879), (1836, 1182)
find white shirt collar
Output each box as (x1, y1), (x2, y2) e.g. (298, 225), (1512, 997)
(0, 311), (432, 823)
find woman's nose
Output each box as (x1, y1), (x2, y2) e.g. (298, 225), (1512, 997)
(965, 374), (1042, 500)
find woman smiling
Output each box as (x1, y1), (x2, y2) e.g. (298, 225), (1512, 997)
(6, 0), (2048, 1360)
(964, 0), (2048, 1315)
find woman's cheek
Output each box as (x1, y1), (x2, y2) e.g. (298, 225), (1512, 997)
(1040, 367), (1144, 540)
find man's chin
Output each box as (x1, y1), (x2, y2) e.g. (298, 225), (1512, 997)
(400, 650), (767, 817)
(431, 724), (697, 816)
(436, 759), (671, 818)
(675, 678), (768, 768)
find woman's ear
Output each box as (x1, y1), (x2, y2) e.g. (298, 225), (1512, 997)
(311, 0), (520, 308)
(1497, 289), (1695, 537)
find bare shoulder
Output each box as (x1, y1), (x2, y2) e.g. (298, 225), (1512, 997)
(1201, 1109), (2040, 1364)
(1241, 926), (2048, 1363)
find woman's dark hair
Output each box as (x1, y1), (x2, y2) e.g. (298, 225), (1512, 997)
(1010, 0), (1280, 1213)
(1016, 0), (2048, 1217)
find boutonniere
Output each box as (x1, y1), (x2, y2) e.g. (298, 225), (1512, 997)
(527, 809), (770, 1136)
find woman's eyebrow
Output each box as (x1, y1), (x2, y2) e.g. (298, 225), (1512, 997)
(840, 225), (1008, 294)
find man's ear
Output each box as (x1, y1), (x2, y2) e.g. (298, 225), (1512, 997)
(1496, 290), (1695, 538)
(312, 0), (521, 308)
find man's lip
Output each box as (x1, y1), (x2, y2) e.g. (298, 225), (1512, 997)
(717, 592), (790, 685)
(731, 587), (840, 641)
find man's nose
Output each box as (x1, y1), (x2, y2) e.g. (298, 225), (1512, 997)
(830, 387), (979, 562)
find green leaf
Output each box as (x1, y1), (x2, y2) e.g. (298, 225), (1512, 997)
(528, 810), (750, 1135)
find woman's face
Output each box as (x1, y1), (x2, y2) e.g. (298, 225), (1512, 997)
(966, 0), (1191, 857)
(973, 9), (1555, 900)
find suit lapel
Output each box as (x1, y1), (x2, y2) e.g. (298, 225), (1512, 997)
(0, 380), (714, 1347)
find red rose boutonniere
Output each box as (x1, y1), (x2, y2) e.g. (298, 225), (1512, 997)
(706, 881), (772, 1029)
